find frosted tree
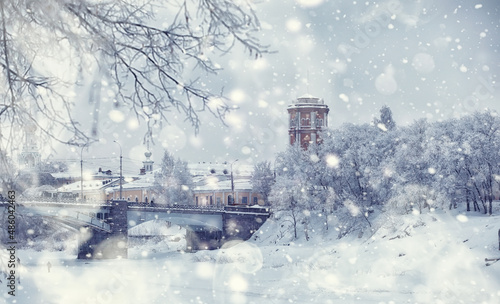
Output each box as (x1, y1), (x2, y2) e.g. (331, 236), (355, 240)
(37, 160), (68, 174)
(381, 111), (500, 215)
(251, 161), (274, 205)
(269, 176), (310, 240)
(153, 150), (193, 205)
(423, 119), (470, 210)
(0, 150), (16, 193)
(386, 184), (447, 215)
(316, 122), (403, 236)
(270, 145), (316, 240)
(460, 111), (500, 215)
(320, 123), (382, 207)
(373, 105), (396, 131)
(0, 0), (268, 152)
(390, 119), (432, 188)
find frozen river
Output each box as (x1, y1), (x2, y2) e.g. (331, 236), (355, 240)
(3, 207), (500, 304)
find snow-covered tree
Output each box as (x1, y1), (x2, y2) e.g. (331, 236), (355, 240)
(269, 176), (311, 240)
(37, 160), (68, 173)
(0, 150), (16, 193)
(270, 145), (317, 240)
(319, 123), (382, 208)
(460, 111), (500, 215)
(386, 184), (447, 215)
(0, 0), (268, 150)
(271, 110), (500, 241)
(153, 150), (193, 205)
(251, 161), (274, 205)
(373, 105), (396, 131)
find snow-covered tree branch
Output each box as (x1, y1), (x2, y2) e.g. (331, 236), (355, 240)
(0, 0), (268, 151)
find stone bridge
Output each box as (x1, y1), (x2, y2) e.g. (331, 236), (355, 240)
(2, 200), (270, 259)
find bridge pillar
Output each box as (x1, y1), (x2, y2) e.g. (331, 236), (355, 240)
(77, 200), (128, 259)
(222, 208), (269, 244)
(186, 228), (222, 252)
(77, 228), (110, 259)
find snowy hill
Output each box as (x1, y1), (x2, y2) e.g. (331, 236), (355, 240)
(245, 206), (500, 303)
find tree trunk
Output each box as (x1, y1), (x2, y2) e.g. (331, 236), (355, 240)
(466, 189), (470, 211)
(473, 200), (481, 212)
(303, 220), (309, 241)
(291, 210), (297, 239)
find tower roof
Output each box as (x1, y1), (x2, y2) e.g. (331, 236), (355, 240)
(295, 94), (324, 105)
(288, 94), (328, 111)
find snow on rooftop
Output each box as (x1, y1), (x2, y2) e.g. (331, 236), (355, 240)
(193, 177), (252, 192)
(58, 179), (119, 192)
(51, 171), (82, 179)
(188, 162), (253, 177)
(106, 169), (158, 193)
(297, 93), (318, 99)
(295, 94), (324, 104)
(62, 162), (254, 193)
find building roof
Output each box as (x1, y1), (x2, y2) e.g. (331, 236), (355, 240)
(51, 171), (81, 179)
(105, 170), (157, 193)
(188, 162), (253, 177)
(288, 94), (328, 110)
(104, 162), (255, 194)
(58, 179), (119, 192)
(193, 177), (253, 192)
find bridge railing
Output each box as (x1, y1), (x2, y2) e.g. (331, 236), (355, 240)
(17, 197), (110, 206)
(74, 211), (111, 231)
(127, 202), (271, 215)
(127, 202), (225, 211)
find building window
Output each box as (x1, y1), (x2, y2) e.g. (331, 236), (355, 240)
(228, 195), (233, 205)
(242, 197), (248, 205)
(210, 196), (213, 205)
(253, 197), (258, 205)
(196, 197), (199, 206)
(216, 197), (221, 206)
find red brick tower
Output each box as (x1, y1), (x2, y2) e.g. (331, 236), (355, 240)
(288, 94), (329, 149)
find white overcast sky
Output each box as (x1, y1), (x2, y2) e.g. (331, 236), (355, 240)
(51, 0), (499, 176)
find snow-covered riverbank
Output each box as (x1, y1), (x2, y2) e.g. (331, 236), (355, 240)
(2, 206), (500, 303)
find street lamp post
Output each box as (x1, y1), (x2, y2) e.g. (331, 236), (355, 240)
(113, 140), (123, 200)
(230, 159), (238, 205)
(80, 144), (87, 202)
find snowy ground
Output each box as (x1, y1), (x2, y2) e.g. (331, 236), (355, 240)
(2, 205), (500, 304)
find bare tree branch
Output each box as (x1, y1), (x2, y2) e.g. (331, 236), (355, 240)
(0, 0), (268, 153)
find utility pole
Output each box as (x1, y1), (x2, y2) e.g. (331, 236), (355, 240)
(230, 159), (238, 205)
(114, 140), (123, 200)
(80, 144), (87, 202)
